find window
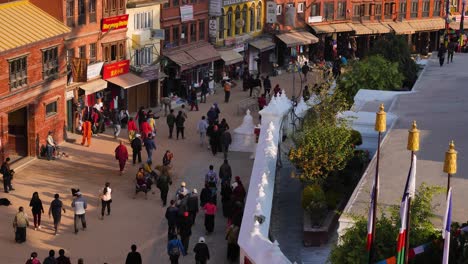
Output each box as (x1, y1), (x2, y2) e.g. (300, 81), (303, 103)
(375, 3), (382, 16)
(89, 0), (96, 23)
(119, 0), (125, 12)
(104, 0), (125, 17)
(242, 6), (247, 32)
(163, 1), (169, 8)
(199, 20), (205, 40)
(66, 49), (74, 64)
(297, 2), (304, 13)
(173, 26), (179, 46)
(134, 11), (153, 30)
(235, 6), (241, 35)
(250, 6), (255, 32)
(384, 3), (392, 17)
(399, 2), (407, 19)
(89, 43), (96, 63)
(227, 8), (233, 36)
(276, 4), (282, 15)
(219, 10), (225, 39)
(311, 3), (320, 16)
(66, 0), (74, 27)
(46, 102), (57, 117)
(433, 0), (441, 16)
(337, 2), (346, 19)
(173, 0), (179, 7)
(79, 45), (86, 59)
(422, 0), (430, 17)
(42, 47), (59, 79)
(9, 56), (28, 89)
(78, 0), (86, 25)
(324, 2), (334, 20)
(181, 24), (188, 44)
(134, 47), (152, 66)
(410, 0), (418, 18)
(190, 22), (197, 42)
(256, 2), (261, 30)
(164, 27), (170, 42)
(102, 40), (125, 62)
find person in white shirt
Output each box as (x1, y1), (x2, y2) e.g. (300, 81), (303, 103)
(100, 182), (112, 220)
(46, 131), (55, 161)
(197, 116), (209, 147)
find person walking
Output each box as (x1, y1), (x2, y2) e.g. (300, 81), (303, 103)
(205, 165), (218, 187)
(100, 182), (112, 220)
(112, 109), (122, 139)
(115, 140), (129, 174)
(55, 249), (71, 264)
(303, 85), (311, 101)
(167, 234), (186, 264)
(232, 176), (246, 203)
(143, 133), (156, 163)
(301, 61), (310, 81)
(13, 206), (29, 243)
(157, 166), (172, 206)
(258, 94), (267, 110)
(193, 237), (210, 264)
(438, 43), (447, 67)
(223, 79), (232, 103)
(221, 129), (232, 160)
(125, 244), (142, 264)
(46, 131), (55, 161)
(165, 200), (179, 237)
(166, 109), (176, 139)
(175, 111), (186, 140)
(226, 224), (240, 263)
(43, 250), (56, 264)
(161, 96), (172, 116)
(26, 252), (40, 264)
(203, 199), (217, 235)
(178, 211), (192, 252)
(131, 134), (143, 165)
(262, 75), (271, 97)
(80, 119), (92, 147)
(127, 117), (138, 142)
(447, 40), (456, 64)
(221, 181), (233, 218)
(197, 116), (209, 147)
(219, 159), (232, 185)
(1, 157), (14, 193)
(163, 150), (174, 167)
(29, 192), (44, 231)
(187, 189), (199, 225)
(190, 88), (199, 111)
(71, 191), (87, 234)
(273, 84), (281, 97)
(49, 194), (66, 235)
(207, 124), (220, 156)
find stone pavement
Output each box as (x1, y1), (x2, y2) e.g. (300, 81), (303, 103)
(0, 70), (306, 263)
(344, 53), (468, 227)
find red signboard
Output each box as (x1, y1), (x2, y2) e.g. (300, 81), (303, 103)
(102, 60), (130, 79)
(101, 14), (129, 32)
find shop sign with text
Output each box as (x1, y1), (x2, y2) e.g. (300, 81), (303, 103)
(103, 60), (130, 79)
(102, 14), (129, 32)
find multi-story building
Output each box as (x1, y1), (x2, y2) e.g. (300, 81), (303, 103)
(126, 0), (166, 110)
(0, 0), (70, 160)
(160, 0), (219, 97)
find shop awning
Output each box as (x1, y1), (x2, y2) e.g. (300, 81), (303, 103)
(277, 31), (319, 47)
(330, 23), (353, 32)
(165, 51), (197, 71)
(79, 79), (108, 95)
(348, 23), (373, 35)
(384, 21), (415, 35)
(310, 24), (335, 33)
(106, 73), (148, 89)
(218, 50), (243, 65)
(408, 18), (446, 31)
(364, 22), (392, 34)
(185, 44), (221, 67)
(249, 39), (276, 52)
(450, 21), (468, 30)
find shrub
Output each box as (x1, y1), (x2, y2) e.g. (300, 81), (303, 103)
(349, 130), (363, 146)
(325, 190), (343, 210)
(302, 184), (326, 210)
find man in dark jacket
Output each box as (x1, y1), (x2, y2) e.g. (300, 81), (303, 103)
(131, 134), (143, 164)
(165, 200), (179, 237)
(301, 61), (310, 80)
(263, 75), (272, 97)
(221, 129), (232, 159)
(200, 183), (211, 207)
(55, 249), (71, 264)
(125, 244), (142, 264)
(438, 43), (447, 67)
(112, 109), (122, 139)
(219, 159), (232, 185)
(187, 189), (199, 225)
(177, 211), (192, 252)
(201, 76), (210, 103)
(43, 250), (56, 264)
(1, 157), (14, 193)
(143, 134), (156, 163)
(166, 109), (176, 139)
(193, 237), (210, 264)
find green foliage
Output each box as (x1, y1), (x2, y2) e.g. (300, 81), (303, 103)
(349, 130), (363, 146)
(338, 55), (404, 105)
(370, 34), (420, 89)
(329, 183), (444, 264)
(325, 190), (343, 210)
(302, 184), (326, 210)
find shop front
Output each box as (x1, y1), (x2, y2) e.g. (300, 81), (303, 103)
(217, 49), (244, 80)
(407, 18), (445, 54)
(276, 30), (319, 66)
(248, 38), (275, 75)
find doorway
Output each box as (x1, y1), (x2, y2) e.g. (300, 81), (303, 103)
(8, 107), (28, 158)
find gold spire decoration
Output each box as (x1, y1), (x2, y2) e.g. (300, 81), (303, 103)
(375, 103), (386, 132)
(407, 121), (420, 151)
(443, 141), (457, 174)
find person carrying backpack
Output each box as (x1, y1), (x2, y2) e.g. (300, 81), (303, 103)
(167, 234), (186, 264)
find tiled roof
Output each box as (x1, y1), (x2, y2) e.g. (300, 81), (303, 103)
(0, 0), (70, 52)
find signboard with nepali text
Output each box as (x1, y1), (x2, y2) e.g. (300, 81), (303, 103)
(101, 14), (129, 32)
(102, 60), (130, 80)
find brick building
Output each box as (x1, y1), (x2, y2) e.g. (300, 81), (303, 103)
(0, 0), (70, 161)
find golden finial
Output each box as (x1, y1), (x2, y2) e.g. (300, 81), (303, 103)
(407, 120), (420, 151)
(375, 103), (386, 132)
(443, 140), (457, 174)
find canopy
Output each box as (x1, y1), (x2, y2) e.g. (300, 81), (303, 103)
(106, 73), (148, 89)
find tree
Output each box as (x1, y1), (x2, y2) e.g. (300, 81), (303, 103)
(338, 55), (404, 104)
(329, 183), (444, 264)
(370, 34), (420, 89)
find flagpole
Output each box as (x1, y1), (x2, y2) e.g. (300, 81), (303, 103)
(369, 104), (386, 264)
(443, 141), (457, 197)
(404, 121), (419, 264)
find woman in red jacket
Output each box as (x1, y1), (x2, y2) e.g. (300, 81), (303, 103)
(127, 117), (137, 142)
